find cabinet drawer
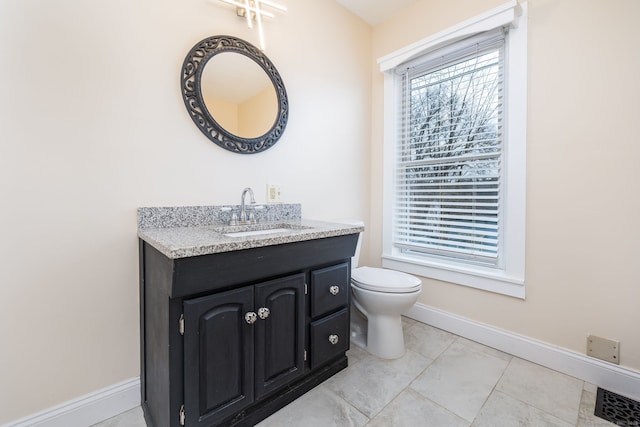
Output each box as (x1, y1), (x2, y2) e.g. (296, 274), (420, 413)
(310, 308), (349, 369)
(310, 262), (349, 318)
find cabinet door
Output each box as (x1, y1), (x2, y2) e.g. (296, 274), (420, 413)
(183, 287), (254, 427)
(254, 273), (306, 399)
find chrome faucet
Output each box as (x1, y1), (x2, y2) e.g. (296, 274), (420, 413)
(239, 187), (256, 224)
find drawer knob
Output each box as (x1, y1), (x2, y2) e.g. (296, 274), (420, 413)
(328, 334), (339, 345)
(258, 307), (270, 320)
(245, 312), (257, 324)
(329, 286), (340, 295)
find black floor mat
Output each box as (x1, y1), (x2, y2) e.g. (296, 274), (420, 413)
(594, 387), (640, 425)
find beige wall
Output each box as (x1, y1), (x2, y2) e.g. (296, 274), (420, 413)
(203, 89), (277, 137)
(205, 98), (240, 134)
(370, 0), (640, 372)
(0, 0), (371, 423)
(238, 87), (278, 137)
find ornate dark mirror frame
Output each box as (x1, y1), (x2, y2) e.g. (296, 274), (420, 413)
(181, 35), (288, 154)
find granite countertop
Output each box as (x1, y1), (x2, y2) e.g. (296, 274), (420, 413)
(137, 204), (363, 259)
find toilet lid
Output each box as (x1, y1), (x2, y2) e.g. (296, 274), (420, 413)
(351, 266), (422, 293)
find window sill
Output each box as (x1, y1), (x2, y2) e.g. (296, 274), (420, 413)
(382, 253), (525, 299)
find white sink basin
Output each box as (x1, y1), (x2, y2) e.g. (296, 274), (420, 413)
(214, 223), (314, 238)
(223, 228), (292, 238)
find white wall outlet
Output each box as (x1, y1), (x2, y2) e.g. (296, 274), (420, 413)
(267, 185), (282, 203)
(587, 335), (620, 364)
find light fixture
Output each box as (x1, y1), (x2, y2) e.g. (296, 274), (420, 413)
(219, 0), (287, 50)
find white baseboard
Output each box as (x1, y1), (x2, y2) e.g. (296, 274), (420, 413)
(2, 377), (140, 427)
(406, 303), (640, 401)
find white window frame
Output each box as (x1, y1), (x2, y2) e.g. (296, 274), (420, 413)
(379, 1), (527, 299)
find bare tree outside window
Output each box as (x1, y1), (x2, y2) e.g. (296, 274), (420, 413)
(396, 47), (503, 264)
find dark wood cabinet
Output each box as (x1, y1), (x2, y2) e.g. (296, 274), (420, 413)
(139, 234), (357, 427)
(309, 263), (351, 369)
(254, 274), (306, 399)
(183, 286), (254, 427)
(183, 274), (305, 426)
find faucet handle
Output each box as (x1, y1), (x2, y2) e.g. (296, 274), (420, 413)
(230, 213), (238, 225)
(249, 212), (256, 224)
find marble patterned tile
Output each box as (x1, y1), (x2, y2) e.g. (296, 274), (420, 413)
(346, 343), (370, 365)
(576, 387), (616, 427)
(404, 321), (457, 360)
(454, 336), (513, 362)
(583, 382), (599, 394)
(410, 340), (510, 422)
(472, 390), (574, 427)
(88, 336), (610, 427)
(368, 388), (469, 427)
(255, 384), (368, 427)
(90, 406), (146, 427)
(324, 349), (431, 418)
(401, 315), (421, 329)
(495, 357), (584, 425)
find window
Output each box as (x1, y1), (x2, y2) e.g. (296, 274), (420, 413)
(379, 1), (527, 298)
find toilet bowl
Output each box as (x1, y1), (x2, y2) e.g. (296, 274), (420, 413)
(343, 221), (422, 359)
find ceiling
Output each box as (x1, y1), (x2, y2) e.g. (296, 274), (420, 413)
(334, 0), (419, 26)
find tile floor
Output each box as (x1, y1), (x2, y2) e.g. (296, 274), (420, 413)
(93, 318), (614, 427)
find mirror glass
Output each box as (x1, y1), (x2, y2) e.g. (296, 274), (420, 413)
(201, 52), (278, 139)
(181, 35), (288, 154)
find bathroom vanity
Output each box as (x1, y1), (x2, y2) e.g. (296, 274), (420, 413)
(138, 205), (363, 427)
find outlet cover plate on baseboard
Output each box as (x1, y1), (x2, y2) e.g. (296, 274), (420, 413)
(587, 335), (620, 364)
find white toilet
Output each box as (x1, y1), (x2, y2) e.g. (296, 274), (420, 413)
(347, 222), (422, 359)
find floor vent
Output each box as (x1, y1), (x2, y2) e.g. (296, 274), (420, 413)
(594, 387), (640, 425)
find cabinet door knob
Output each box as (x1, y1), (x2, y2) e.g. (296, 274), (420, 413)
(329, 286), (340, 295)
(328, 334), (339, 345)
(258, 307), (270, 320)
(245, 312), (257, 324)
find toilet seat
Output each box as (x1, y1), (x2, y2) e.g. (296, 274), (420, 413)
(351, 266), (421, 293)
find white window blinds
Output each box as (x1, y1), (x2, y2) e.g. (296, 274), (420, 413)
(394, 30), (506, 266)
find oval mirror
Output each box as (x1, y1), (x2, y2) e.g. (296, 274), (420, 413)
(181, 36), (288, 154)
